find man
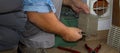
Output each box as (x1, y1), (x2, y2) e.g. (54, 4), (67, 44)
(20, 0), (89, 53)
(0, 0), (89, 53)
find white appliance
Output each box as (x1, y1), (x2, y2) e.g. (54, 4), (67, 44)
(82, 0), (113, 30)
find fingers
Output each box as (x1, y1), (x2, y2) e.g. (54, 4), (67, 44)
(63, 33), (82, 41)
(69, 27), (82, 32)
(81, 4), (90, 14)
(62, 27), (83, 42)
(71, 5), (81, 13)
(75, 3), (90, 14)
(71, 0), (90, 14)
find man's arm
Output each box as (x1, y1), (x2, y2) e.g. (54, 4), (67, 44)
(63, 0), (90, 14)
(26, 11), (82, 41)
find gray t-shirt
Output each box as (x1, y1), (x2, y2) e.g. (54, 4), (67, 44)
(52, 0), (63, 18)
(0, 0), (27, 50)
(22, 0), (63, 48)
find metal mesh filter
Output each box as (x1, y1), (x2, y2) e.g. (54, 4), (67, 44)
(78, 13), (98, 36)
(107, 25), (120, 51)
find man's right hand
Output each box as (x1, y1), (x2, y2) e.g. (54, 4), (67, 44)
(61, 27), (82, 41)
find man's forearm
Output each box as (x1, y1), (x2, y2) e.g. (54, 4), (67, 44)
(26, 12), (69, 36)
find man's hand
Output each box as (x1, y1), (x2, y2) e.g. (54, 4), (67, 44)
(63, 0), (90, 14)
(61, 27), (82, 41)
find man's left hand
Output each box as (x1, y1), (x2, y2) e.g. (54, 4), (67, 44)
(63, 0), (90, 14)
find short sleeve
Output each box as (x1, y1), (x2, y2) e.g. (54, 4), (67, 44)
(23, 0), (56, 13)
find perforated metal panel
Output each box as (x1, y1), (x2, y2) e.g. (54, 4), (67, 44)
(107, 25), (120, 51)
(78, 13), (98, 36)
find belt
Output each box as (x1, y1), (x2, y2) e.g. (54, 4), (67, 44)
(0, 10), (21, 15)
